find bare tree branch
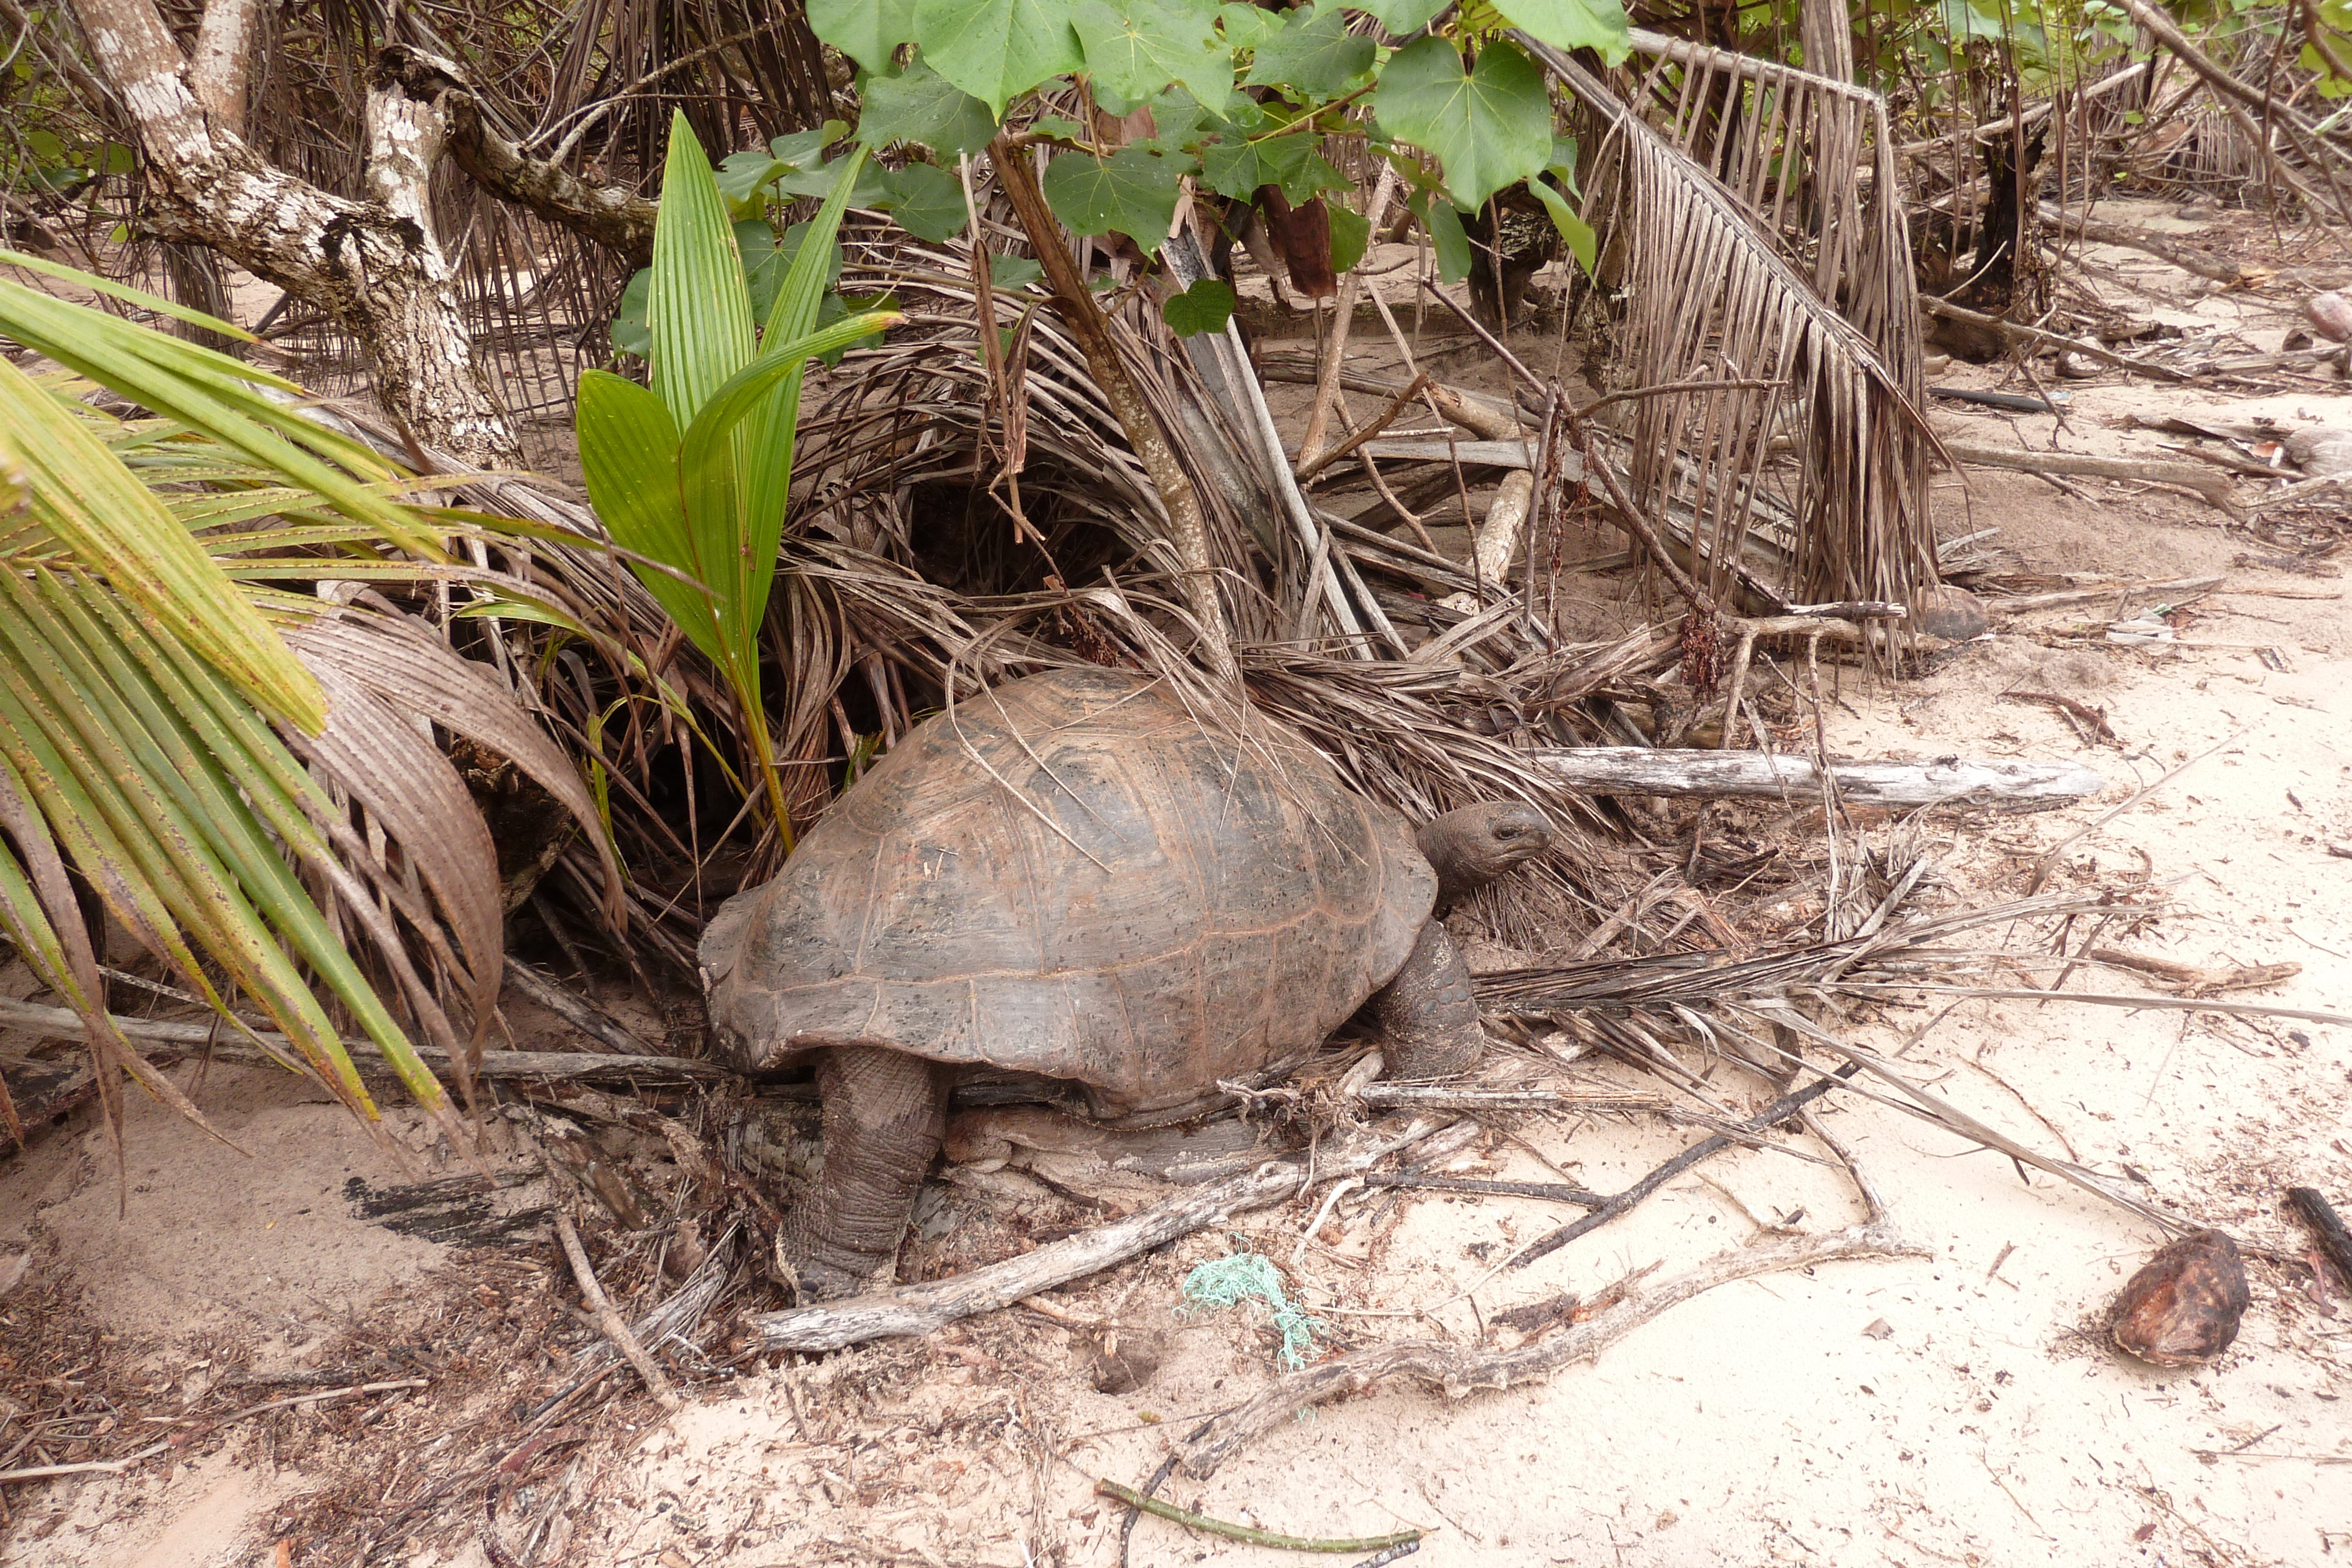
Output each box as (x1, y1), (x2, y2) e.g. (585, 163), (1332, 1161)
(378, 46), (659, 268)
(61, 0), (521, 464)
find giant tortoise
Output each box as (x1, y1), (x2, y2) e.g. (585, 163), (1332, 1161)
(700, 666), (1552, 1298)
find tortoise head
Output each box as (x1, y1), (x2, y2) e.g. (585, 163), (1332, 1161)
(1416, 803), (1555, 907)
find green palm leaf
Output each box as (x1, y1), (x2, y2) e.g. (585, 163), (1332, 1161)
(579, 119), (890, 851)
(0, 260), (620, 1154)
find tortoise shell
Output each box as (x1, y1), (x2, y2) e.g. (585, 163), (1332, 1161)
(699, 666), (1435, 1115)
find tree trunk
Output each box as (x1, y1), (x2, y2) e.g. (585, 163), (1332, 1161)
(65, 0), (522, 468)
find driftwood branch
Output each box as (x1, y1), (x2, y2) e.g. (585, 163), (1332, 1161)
(2038, 202), (2246, 285)
(1175, 1221), (1922, 1477)
(1919, 297), (2192, 383)
(751, 1117), (1472, 1353)
(0, 996), (731, 1085)
(1294, 372), (1429, 483)
(1986, 575), (2220, 614)
(1507, 1064), (1862, 1271)
(1938, 438), (2240, 511)
(553, 1208), (681, 1410)
(1529, 748), (2105, 810)
(1354, 1085), (1669, 1114)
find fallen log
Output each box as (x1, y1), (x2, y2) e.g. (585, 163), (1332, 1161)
(0, 997), (732, 1086)
(1919, 297), (2192, 383)
(1938, 438), (2240, 511)
(2039, 202), (2247, 285)
(1984, 574), (2222, 613)
(1530, 748), (2106, 809)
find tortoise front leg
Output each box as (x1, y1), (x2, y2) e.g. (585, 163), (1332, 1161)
(1368, 918), (1486, 1079)
(785, 1045), (951, 1300)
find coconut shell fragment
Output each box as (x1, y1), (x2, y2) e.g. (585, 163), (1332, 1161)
(2109, 1229), (2250, 1368)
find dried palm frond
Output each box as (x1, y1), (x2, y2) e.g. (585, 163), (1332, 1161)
(793, 230), (1281, 639)
(1516, 31), (1937, 620)
(1477, 880), (2192, 1228)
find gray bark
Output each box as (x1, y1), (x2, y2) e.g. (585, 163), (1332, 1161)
(1532, 748), (2106, 809)
(65, 0), (522, 467)
(377, 47), (659, 268)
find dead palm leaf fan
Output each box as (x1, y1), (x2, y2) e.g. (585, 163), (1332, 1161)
(1517, 31), (1938, 620)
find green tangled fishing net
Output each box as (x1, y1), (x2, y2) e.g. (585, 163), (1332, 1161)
(1180, 1249), (1324, 1372)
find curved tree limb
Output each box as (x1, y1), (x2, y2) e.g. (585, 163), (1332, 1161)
(59, 0), (520, 464)
(751, 1116), (1475, 1353)
(377, 46), (659, 268)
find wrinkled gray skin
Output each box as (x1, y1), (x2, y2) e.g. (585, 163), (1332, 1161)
(779, 803), (1552, 1301)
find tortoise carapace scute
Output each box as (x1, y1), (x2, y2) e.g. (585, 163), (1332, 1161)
(700, 666), (1435, 1117)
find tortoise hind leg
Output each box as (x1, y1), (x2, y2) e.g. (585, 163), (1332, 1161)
(1368, 918), (1486, 1079)
(786, 1045), (951, 1300)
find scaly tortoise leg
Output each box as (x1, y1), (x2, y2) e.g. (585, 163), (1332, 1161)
(785, 1045), (951, 1300)
(1368, 918), (1486, 1080)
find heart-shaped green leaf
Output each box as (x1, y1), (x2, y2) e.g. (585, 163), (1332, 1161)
(810, 0), (917, 71)
(1041, 144), (1197, 254)
(1162, 277), (1235, 336)
(1199, 124), (1347, 202)
(1243, 4), (1374, 100)
(914, 0), (1085, 116)
(881, 161), (971, 242)
(1495, 0), (1632, 62)
(1354, 0), (1448, 33)
(1074, 0), (1236, 113)
(990, 254), (1045, 288)
(1372, 38), (1553, 213)
(860, 61), (1000, 156)
(1217, 1), (1282, 50)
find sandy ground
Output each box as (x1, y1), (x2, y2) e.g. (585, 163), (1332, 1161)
(3, 208), (2348, 1567)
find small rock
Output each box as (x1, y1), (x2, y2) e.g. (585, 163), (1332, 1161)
(2286, 425), (2352, 479)
(1908, 584), (1989, 641)
(2110, 1228), (2250, 1368)
(2308, 291), (2352, 344)
(1862, 1317), (1894, 1340)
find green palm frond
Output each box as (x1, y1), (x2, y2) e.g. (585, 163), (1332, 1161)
(0, 258), (620, 1151)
